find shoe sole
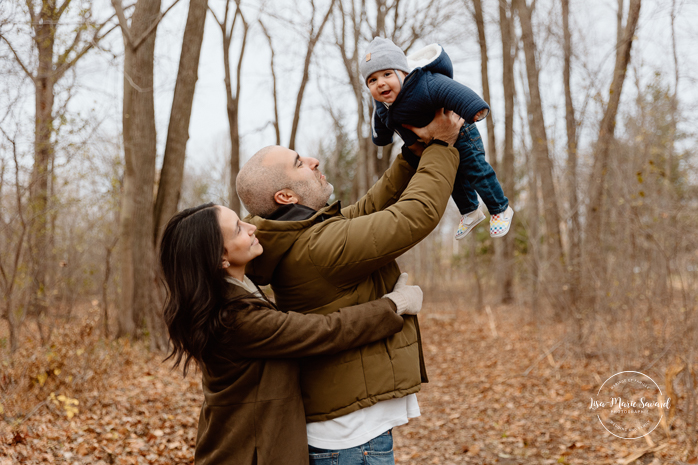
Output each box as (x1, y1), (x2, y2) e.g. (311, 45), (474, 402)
(455, 213), (485, 240)
(490, 210), (514, 238)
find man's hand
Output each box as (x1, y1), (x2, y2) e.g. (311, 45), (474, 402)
(403, 109), (464, 147)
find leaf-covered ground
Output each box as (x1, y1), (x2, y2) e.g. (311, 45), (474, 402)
(1, 303), (694, 464)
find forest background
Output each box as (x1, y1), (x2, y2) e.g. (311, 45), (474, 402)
(1, 0), (697, 463)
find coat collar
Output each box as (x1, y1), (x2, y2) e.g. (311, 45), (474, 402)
(243, 201), (343, 286)
(223, 281), (279, 311)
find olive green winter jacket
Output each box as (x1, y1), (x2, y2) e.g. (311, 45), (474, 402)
(245, 144), (459, 422)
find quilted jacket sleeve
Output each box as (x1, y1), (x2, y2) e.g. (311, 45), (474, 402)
(230, 299), (403, 358)
(313, 144), (459, 288)
(427, 73), (490, 124)
(341, 151), (416, 219)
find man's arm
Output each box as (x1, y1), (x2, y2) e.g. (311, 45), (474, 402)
(341, 145), (421, 219)
(314, 110), (463, 287)
(313, 148), (458, 288)
(341, 106), (461, 220)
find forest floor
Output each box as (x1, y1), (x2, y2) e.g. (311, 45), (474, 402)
(0, 299), (695, 465)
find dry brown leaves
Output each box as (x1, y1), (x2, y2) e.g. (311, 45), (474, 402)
(393, 303), (692, 465)
(0, 312), (202, 464)
(1, 304), (695, 464)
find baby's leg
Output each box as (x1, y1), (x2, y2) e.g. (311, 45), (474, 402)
(451, 127), (481, 215)
(454, 124), (508, 215)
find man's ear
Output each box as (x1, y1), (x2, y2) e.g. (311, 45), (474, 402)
(273, 189), (300, 206)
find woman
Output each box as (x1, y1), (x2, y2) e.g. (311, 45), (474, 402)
(159, 203), (423, 465)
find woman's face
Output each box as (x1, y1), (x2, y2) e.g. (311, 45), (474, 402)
(217, 206), (263, 278)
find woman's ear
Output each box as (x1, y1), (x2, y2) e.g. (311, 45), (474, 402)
(221, 257), (230, 269)
(273, 188), (300, 206)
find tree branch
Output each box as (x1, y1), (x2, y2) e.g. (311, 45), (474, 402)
(208, 4), (222, 27)
(56, 0), (74, 21)
(55, 26), (84, 68)
(0, 34), (34, 80)
(111, 0), (135, 45)
(131, 0), (182, 50)
(25, 0), (37, 34)
(234, 5), (248, 106)
(55, 20), (120, 81)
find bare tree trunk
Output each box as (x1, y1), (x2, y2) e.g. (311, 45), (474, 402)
(498, 0), (516, 304)
(102, 238), (118, 338)
(227, 11), (247, 213)
(515, 0), (565, 274)
(668, 0), (679, 185)
(288, 0), (336, 151)
(153, 0), (208, 246)
(526, 146), (540, 315)
(584, 0), (642, 303)
(260, 21), (281, 145)
(0, 132), (28, 353)
(212, 1), (248, 213)
(473, 0), (497, 172)
(561, 0), (580, 304)
(29, 22), (55, 316)
(335, 0), (368, 197)
(116, 0), (162, 342)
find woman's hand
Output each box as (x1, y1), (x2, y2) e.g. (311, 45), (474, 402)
(382, 273), (423, 315)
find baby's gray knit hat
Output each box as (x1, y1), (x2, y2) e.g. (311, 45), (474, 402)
(359, 37), (410, 85)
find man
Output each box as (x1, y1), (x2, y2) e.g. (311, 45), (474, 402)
(236, 110), (463, 463)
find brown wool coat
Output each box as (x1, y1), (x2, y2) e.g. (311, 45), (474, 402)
(194, 284), (404, 465)
(245, 145), (460, 422)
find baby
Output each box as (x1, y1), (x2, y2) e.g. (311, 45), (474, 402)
(360, 37), (514, 239)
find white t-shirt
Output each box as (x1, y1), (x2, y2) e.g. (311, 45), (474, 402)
(306, 394), (420, 450)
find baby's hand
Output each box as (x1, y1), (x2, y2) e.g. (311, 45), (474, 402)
(473, 109), (489, 122)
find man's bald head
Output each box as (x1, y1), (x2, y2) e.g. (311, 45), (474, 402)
(236, 145), (334, 217)
(236, 146), (288, 217)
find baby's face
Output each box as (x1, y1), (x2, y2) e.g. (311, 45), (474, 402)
(367, 69), (403, 104)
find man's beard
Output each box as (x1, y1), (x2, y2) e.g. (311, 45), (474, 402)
(292, 179), (334, 211)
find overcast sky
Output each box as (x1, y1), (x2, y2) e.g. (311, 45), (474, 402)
(2, 0), (698, 180)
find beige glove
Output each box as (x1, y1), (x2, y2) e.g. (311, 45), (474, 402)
(382, 273), (423, 316)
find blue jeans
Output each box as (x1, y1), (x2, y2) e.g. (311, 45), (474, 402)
(308, 430), (394, 465)
(451, 123), (508, 215)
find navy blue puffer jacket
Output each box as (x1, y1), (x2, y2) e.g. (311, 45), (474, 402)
(372, 44), (490, 147)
